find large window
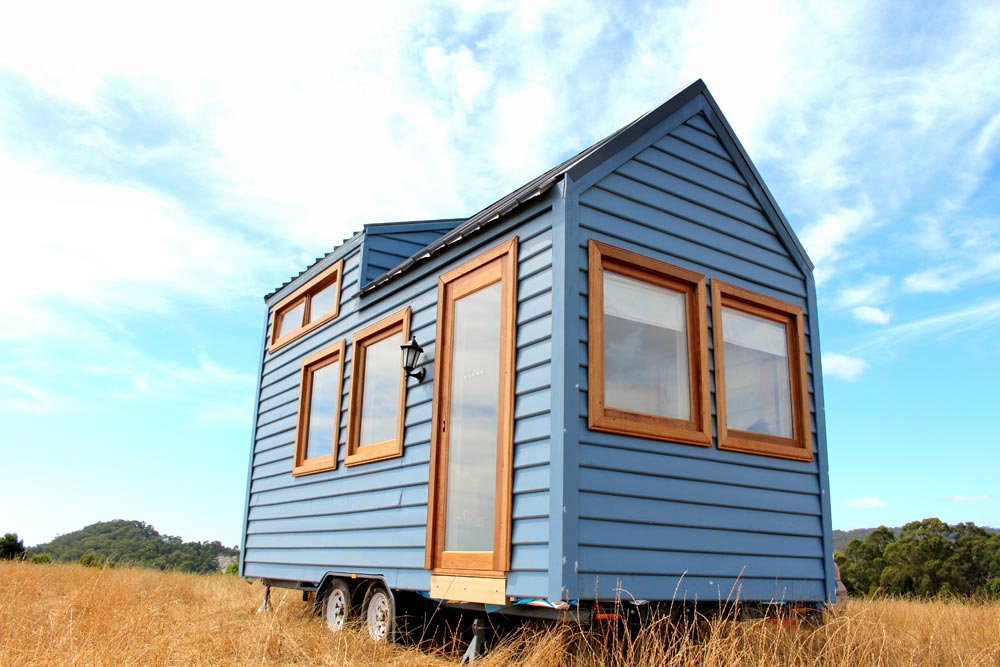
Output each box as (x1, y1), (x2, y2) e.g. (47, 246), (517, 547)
(587, 240), (711, 446)
(345, 307), (411, 466)
(293, 340), (345, 476)
(269, 259), (344, 353)
(711, 281), (812, 461)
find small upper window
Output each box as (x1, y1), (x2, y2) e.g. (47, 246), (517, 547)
(345, 307), (411, 466)
(711, 281), (812, 461)
(269, 259), (344, 353)
(587, 240), (711, 446)
(293, 340), (345, 476)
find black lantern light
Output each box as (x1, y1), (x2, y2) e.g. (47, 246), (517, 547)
(400, 335), (426, 383)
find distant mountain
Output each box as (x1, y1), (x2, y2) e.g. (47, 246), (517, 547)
(31, 520), (238, 574)
(833, 524), (999, 554)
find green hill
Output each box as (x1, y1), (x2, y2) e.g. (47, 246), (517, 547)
(31, 520), (238, 574)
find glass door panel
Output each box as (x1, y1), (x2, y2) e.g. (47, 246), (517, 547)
(443, 282), (502, 552)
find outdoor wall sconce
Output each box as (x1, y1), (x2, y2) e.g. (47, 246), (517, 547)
(400, 335), (426, 383)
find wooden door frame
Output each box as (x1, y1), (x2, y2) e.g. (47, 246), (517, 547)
(425, 236), (518, 576)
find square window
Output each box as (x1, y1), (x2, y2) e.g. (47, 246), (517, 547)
(712, 281), (812, 461)
(587, 240), (711, 446)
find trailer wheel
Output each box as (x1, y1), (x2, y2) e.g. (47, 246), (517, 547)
(362, 584), (393, 642)
(318, 578), (352, 632)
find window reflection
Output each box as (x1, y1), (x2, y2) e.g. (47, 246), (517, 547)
(358, 335), (402, 448)
(604, 272), (690, 420)
(306, 361), (340, 459)
(309, 281), (339, 323)
(277, 301), (305, 338)
(721, 307), (792, 438)
(444, 282), (501, 552)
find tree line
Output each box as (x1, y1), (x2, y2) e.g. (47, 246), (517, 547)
(3, 520), (238, 574)
(834, 518), (1000, 598)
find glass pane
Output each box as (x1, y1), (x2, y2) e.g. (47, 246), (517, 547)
(277, 301), (305, 338)
(721, 306), (793, 438)
(603, 272), (690, 420)
(309, 281), (339, 322)
(445, 282), (501, 552)
(358, 335), (402, 448)
(305, 360), (340, 460)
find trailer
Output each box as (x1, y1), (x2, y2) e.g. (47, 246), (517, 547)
(240, 79), (836, 646)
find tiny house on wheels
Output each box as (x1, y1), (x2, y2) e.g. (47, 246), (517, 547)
(240, 80), (836, 644)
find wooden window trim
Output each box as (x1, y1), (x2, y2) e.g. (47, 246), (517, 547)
(344, 307), (411, 466)
(426, 237), (518, 576)
(292, 340), (345, 476)
(711, 280), (813, 462)
(268, 259), (344, 354)
(587, 240), (711, 447)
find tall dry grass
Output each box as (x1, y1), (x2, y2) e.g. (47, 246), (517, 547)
(1, 560), (998, 666)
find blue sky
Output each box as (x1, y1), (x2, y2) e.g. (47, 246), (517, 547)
(1, 1), (998, 548)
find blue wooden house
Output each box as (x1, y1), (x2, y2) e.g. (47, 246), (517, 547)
(240, 80), (835, 638)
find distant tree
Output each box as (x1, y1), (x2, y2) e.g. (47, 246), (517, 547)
(837, 518), (1000, 599)
(79, 552), (101, 567)
(29, 553), (53, 564)
(836, 525), (895, 595)
(1, 533), (26, 560)
(224, 562), (239, 576)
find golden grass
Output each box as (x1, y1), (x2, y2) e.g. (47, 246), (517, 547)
(1, 561), (998, 667)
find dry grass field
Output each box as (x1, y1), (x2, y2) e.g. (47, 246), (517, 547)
(1, 560), (998, 666)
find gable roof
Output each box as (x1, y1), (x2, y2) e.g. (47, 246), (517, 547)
(359, 79), (812, 293)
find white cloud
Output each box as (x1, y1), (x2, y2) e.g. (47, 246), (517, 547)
(903, 252), (1000, 293)
(0, 376), (69, 415)
(799, 201), (876, 284)
(846, 497), (887, 509)
(0, 154), (278, 319)
(950, 494), (993, 503)
(851, 306), (892, 326)
(854, 298), (1000, 353)
(823, 353), (868, 382)
(834, 277), (891, 309)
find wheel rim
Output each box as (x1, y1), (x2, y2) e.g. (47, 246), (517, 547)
(325, 588), (348, 632)
(366, 590), (391, 641)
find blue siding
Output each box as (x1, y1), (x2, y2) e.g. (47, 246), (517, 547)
(567, 109), (828, 602)
(359, 220), (462, 286)
(243, 207), (556, 598)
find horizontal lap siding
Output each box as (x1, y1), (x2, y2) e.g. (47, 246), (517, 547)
(361, 225), (460, 285)
(572, 113), (825, 602)
(245, 244), (437, 588)
(508, 223), (555, 597)
(245, 212), (555, 600)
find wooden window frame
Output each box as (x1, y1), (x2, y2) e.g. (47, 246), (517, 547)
(268, 259), (344, 354)
(711, 280), (813, 462)
(292, 340), (346, 476)
(587, 240), (711, 447)
(426, 237), (518, 577)
(344, 307), (411, 466)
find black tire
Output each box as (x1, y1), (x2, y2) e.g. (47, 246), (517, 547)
(317, 578), (352, 633)
(362, 583), (394, 642)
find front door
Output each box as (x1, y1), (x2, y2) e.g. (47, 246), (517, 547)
(427, 238), (517, 579)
